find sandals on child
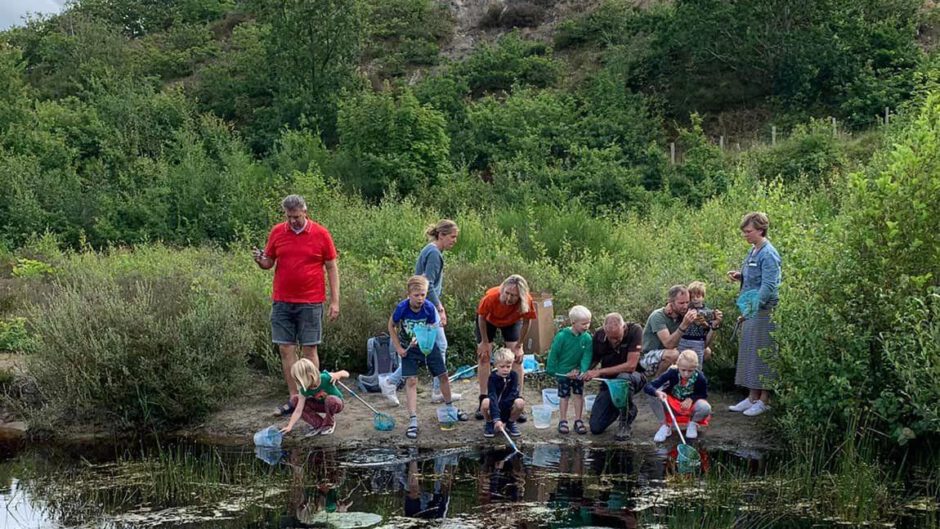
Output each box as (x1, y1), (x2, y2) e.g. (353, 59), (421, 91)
(574, 419), (587, 435)
(406, 423), (419, 439)
(558, 420), (570, 434)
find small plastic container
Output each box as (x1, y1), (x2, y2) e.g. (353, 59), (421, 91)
(532, 404), (553, 429)
(436, 405), (458, 430)
(542, 388), (560, 410)
(584, 394), (597, 413)
(253, 425), (283, 448)
(522, 354), (539, 373)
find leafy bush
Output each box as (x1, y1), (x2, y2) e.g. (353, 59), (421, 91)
(747, 119), (847, 184)
(365, 0), (453, 78)
(0, 317), (34, 353)
(25, 247), (261, 430)
(668, 114), (730, 206)
(452, 33), (560, 96)
(335, 88), (452, 199)
(773, 92), (940, 447)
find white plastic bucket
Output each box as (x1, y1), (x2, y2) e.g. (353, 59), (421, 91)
(542, 388), (560, 410)
(532, 404), (553, 429)
(584, 394), (597, 413)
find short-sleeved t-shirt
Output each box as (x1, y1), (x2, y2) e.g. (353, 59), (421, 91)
(264, 219), (338, 303)
(592, 323), (643, 369)
(476, 287), (536, 327)
(642, 307), (681, 354)
(392, 299), (439, 348)
(300, 372), (343, 402)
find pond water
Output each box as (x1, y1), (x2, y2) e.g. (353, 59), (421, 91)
(0, 439), (935, 529)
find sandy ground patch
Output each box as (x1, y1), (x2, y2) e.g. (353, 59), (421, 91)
(183, 373), (779, 452)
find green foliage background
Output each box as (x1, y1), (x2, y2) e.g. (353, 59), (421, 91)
(0, 0), (937, 454)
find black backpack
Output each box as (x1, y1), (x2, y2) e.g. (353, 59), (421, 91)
(357, 334), (402, 393)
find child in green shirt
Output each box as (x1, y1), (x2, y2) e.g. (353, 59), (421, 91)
(547, 305), (593, 435)
(280, 358), (349, 437)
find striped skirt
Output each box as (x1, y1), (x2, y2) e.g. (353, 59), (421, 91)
(735, 309), (778, 390)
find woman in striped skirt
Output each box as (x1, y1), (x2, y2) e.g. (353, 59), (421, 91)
(726, 212), (781, 417)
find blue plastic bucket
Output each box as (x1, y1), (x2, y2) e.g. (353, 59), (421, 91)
(253, 425), (283, 448)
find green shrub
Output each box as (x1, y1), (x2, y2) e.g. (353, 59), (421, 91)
(335, 88), (452, 200)
(453, 33), (560, 96)
(0, 317), (34, 353)
(365, 0), (453, 78)
(748, 119), (847, 184)
(25, 247), (259, 430)
(773, 92), (940, 447)
(668, 114), (730, 206)
(11, 258), (54, 279)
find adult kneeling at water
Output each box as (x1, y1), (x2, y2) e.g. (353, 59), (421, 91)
(727, 211), (781, 417)
(474, 275), (536, 421)
(582, 313), (645, 441)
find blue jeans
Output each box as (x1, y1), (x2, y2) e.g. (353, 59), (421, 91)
(388, 325), (447, 389)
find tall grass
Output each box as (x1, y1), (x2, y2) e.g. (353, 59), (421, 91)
(4, 166), (844, 429)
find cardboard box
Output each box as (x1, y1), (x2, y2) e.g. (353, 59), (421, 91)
(526, 293), (555, 355)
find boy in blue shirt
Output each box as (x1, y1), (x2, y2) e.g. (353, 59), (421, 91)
(389, 275), (468, 439)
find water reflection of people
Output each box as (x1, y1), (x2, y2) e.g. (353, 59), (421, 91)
(478, 449), (525, 504)
(281, 449), (353, 528)
(404, 454), (456, 519)
(548, 446), (587, 517)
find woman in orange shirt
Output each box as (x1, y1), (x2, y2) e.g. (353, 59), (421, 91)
(474, 274), (537, 420)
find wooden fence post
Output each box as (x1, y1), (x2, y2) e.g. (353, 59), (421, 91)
(771, 126), (777, 146)
(670, 142), (676, 165)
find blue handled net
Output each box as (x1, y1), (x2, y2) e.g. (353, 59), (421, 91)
(413, 323), (438, 356)
(736, 289), (761, 319)
(374, 412), (395, 431)
(601, 379), (630, 409)
(677, 444), (702, 473)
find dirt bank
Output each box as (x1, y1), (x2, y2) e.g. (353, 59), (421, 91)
(182, 374), (780, 452)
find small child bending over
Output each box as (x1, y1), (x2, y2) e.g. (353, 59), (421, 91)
(644, 349), (711, 442)
(546, 305), (593, 435)
(482, 347), (525, 438)
(281, 358), (349, 437)
(390, 275), (468, 439)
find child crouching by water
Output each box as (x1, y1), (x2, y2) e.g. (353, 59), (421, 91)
(482, 347), (525, 438)
(644, 349), (711, 442)
(281, 358), (349, 437)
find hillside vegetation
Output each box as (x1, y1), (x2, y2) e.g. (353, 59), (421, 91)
(0, 0), (938, 467)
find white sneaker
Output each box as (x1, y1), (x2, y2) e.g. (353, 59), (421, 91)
(431, 390), (462, 403)
(686, 422), (699, 439)
(742, 400), (769, 416)
(653, 424), (672, 443)
(728, 397), (755, 412)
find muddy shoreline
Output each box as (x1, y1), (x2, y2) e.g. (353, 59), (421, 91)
(2, 373), (780, 453)
(183, 375), (781, 452)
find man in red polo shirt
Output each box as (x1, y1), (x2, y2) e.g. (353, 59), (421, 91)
(253, 194), (340, 416)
